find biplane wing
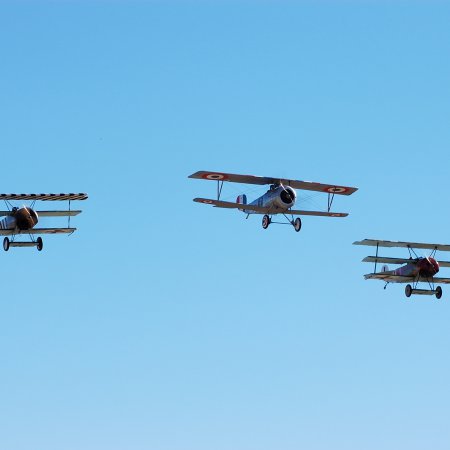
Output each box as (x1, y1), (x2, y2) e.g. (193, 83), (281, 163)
(194, 198), (348, 217)
(362, 256), (450, 267)
(354, 239), (450, 252)
(0, 228), (76, 236)
(189, 171), (358, 195)
(0, 210), (81, 217)
(0, 193), (88, 201)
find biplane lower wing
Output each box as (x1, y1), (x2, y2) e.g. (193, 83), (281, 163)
(363, 256), (450, 267)
(354, 239), (450, 252)
(194, 198), (348, 217)
(364, 273), (450, 284)
(0, 228), (76, 236)
(189, 171), (358, 195)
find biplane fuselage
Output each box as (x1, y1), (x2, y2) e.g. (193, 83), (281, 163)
(238, 185), (296, 214)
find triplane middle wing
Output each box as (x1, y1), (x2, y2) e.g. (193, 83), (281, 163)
(354, 238), (450, 299)
(189, 170), (357, 233)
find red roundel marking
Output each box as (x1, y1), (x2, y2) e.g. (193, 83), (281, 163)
(325, 186), (348, 194)
(200, 199), (214, 204)
(331, 213), (342, 217)
(202, 173), (229, 181)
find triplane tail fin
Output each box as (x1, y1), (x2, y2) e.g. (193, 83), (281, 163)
(236, 194), (247, 205)
(382, 264), (389, 272)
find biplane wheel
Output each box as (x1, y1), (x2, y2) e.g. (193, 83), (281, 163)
(36, 237), (43, 252)
(405, 284), (412, 298)
(262, 215), (270, 229)
(293, 217), (302, 232)
(436, 286), (443, 299)
(3, 237), (9, 252)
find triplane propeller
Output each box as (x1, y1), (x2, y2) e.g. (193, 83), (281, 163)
(189, 171), (357, 232)
(0, 193), (88, 252)
(354, 239), (450, 299)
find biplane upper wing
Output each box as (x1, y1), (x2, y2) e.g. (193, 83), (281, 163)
(0, 228), (77, 236)
(194, 198), (348, 217)
(0, 193), (88, 201)
(354, 239), (450, 252)
(0, 210), (82, 217)
(363, 256), (450, 267)
(189, 171), (358, 195)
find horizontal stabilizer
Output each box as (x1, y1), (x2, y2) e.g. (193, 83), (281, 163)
(189, 171), (358, 195)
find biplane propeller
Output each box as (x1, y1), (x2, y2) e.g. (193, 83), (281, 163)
(354, 239), (450, 299)
(189, 171), (357, 232)
(0, 193), (88, 252)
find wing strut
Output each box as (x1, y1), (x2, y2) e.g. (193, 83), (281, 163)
(327, 191), (335, 212)
(217, 181), (224, 200)
(374, 242), (379, 274)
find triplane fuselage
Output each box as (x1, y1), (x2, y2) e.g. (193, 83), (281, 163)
(354, 239), (450, 299)
(189, 171), (357, 232)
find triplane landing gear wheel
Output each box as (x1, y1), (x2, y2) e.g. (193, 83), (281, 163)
(293, 217), (302, 232)
(436, 286), (443, 299)
(36, 237), (43, 252)
(405, 284), (412, 298)
(3, 237), (10, 252)
(262, 214), (271, 229)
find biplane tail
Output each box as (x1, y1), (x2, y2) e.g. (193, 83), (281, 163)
(236, 194), (247, 205)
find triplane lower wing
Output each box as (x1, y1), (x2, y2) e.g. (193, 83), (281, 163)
(189, 171), (357, 232)
(354, 239), (450, 299)
(0, 193), (88, 252)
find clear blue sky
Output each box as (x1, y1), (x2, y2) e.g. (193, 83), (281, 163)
(1, 1), (450, 449)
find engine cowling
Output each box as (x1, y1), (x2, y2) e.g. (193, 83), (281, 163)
(273, 186), (296, 209)
(14, 207), (39, 230)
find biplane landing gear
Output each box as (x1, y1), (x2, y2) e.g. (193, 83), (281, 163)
(405, 284), (412, 298)
(436, 286), (443, 299)
(262, 215), (271, 229)
(293, 217), (302, 232)
(36, 237), (43, 252)
(3, 237), (10, 252)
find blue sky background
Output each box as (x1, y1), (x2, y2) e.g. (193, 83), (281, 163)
(1, 1), (450, 449)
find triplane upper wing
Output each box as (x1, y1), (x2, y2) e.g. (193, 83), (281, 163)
(189, 171), (358, 195)
(354, 239), (450, 252)
(0, 193), (88, 201)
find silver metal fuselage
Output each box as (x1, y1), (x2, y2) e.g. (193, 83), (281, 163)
(242, 185), (296, 214)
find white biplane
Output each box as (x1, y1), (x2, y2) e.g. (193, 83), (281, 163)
(0, 193), (88, 252)
(354, 239), (450, 299)
(189, 171), (357, 232)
